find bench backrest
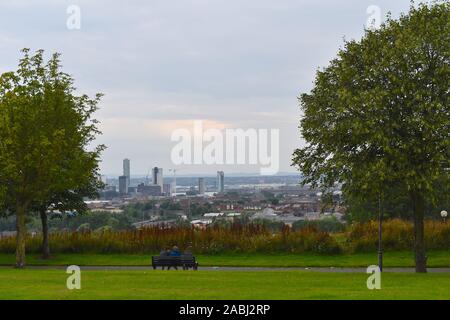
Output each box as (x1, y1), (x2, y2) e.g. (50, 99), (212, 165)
(152, 255), (196, 264)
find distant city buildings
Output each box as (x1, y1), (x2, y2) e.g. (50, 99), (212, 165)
(152, 167), (163, 190)
(198, 178), (205, 195)
(217, 171), (224, 193)
(137, 183), (162, 196)
(117, 159), (131, 196)
(163, 183), (172, 196)
(118, 175), (128, 195)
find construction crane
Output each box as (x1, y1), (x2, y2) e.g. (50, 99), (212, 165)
(145, 167), (152, 186)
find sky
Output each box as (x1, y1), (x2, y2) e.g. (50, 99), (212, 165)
(0, 0), (416, 176)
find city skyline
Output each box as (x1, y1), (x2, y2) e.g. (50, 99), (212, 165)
(0, 0), (414, 175)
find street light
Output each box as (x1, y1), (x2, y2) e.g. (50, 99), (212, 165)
(441, 210), (448, 223)
(378, 195), (383, 272)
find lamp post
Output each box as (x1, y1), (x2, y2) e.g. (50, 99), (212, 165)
(441, 210), (448, 223)
(378, 194), (383, 272)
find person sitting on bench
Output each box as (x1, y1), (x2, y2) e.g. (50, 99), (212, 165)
(169, 245), (181, 256)
(160, 247), (170, 256)
(159, 247), (170, 270)
(167, 245), (181, 270)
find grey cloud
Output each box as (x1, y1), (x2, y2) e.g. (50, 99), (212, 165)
(0, 0), (413, 174)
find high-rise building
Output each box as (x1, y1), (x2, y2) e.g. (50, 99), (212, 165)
(118, 175), (129, 195)
(198, 178), (205, 195)
(152, 167), (164, 190)
(123, 158), (130, 177)
(217, 171), (224, 193)
(123, 159), (130, 180)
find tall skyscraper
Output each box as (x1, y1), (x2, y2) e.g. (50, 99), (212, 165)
(198, 178), (205, 195)
(152, 167), (164, 190)
(118, 175), (129, 195)
(123, 158), (130, 180)
(217, 171), (224, 193)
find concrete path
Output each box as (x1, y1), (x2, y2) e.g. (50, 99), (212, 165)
(1, 265), (449, 273)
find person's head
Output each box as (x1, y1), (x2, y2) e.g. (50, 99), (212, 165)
(172, 245), (179, 251)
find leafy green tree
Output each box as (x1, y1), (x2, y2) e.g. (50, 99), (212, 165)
(33, 174), (103, 259)
(0, 49), (104, 267)
(292, 3), (449, 272)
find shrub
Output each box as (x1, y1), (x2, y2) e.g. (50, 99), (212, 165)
(292, 216), (345, 233)
(347, 219), (450, 252)
(0, 223), (341, 255)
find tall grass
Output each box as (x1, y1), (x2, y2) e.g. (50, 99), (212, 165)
(346, 219), (450, 252)
(0, 219), (447, 255)
(0, 223), (341, 255)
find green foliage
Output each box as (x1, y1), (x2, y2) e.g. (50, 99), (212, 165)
(292, 2), (449, 202)
(189, 202), (213, 217)
(0, 49), (104, 207)
(0, 49), (104, 265)
(0, 223), (341, 255)
(292, 217), (345, 233)
(122, 201), (156, 220)
(344, 174), (450, 223)
(347, 219), (450, 252)
(292, 2), (449, 271)
(160, 200), (181, 211)
(251, 219), (286, 232)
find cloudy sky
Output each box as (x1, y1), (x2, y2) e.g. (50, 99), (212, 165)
(0, 0), (414, 176)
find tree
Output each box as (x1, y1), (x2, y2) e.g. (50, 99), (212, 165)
(0, 49), (104, 267)
(343, 173), (449, 223)
(34, 175), (103, 259)
(292, 2), (449, 273)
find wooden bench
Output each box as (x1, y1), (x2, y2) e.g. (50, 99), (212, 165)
(152, 255), (198, 270)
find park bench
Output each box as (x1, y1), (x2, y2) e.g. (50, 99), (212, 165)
(152, 255), (198, 270)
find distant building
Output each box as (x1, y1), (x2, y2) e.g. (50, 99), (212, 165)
(204, 212), (224, 218)
(152, 167), (163, 189)
(198, 178), (205, 195)
(123, 158), (130, 179)
(163, 183), (172, 196)
(137, 183), (161, 196)
(128, 186), (137, 194)
(217, 171), (224, 193)
(118, 175), (129, 195)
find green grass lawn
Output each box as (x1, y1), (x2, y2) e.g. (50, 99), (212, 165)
(0, 250), (449, 267)
(0, 269), (448, 300)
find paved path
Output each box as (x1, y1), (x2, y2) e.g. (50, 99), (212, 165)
(1, 265), (449, 273)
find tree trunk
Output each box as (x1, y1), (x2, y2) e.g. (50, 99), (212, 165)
(40, 209), (50, 259)
(15, 204), (27, 268)
(411, 191), (427, 273)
